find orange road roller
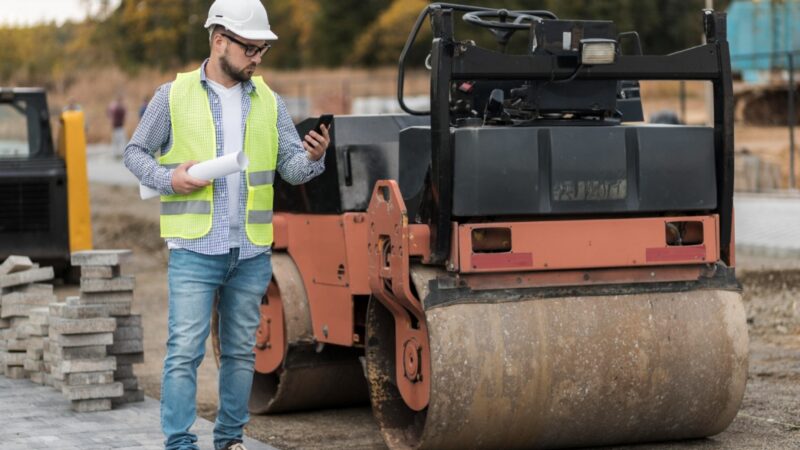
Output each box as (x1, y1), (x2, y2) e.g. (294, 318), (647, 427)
(217, 4), (748, 448)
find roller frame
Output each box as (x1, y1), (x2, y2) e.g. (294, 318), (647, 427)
(367, 180), (432, 411)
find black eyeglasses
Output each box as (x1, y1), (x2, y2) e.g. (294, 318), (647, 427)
(222, 33), (271, 57)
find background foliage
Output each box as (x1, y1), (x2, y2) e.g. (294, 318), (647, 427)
(1, 0), (732, 86)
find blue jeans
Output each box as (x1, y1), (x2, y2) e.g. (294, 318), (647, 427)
(161, 248), (271, 450)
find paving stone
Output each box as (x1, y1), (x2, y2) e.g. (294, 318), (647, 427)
(50, 344), (107, 360)
(5, 365), (26, 379)
(3, 339), (28, 351)
(50, 303), (110, 319)
(74, 291), (134, 305)
(55, 300), (131, 317)
(115, 315), (142, 327)
(80, 265), (121, 279)
(0, 328), (18, 339)
(1, 374), (278, 446)
(26, 347), (43, 359)
(62, 381), (123, 400)
(71, 250), (132, 267)
(27, 307), (49, 325)
(3, 351), (26, 365)
(80, 276), (135, 293)
(118, 377), (139, 391)
(16, 322), (48, 337)
(114, 352), (144, 365)
(1, 303), (41, 318)
(70, 398), (112, 412)
(107, 339), (144, 355)
(29, 371), (45, 385)
(65, 370), (114, 386)
(0, 267), (54, 289)
(112, 326), (143, 341)
(23, 359), (43, 371)
(111, 388), (145, 406)
(13, 283), (54, 295)
(114, 364), (135, 379)
(52, 357), (116, 376)
(53, 332), (114, 347)
(0, 255), (34, 275)
(49, 317), (117, 335)
(1, 291), (57, 308)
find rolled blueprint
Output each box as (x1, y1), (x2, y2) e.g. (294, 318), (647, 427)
(139, 151), (249, 200)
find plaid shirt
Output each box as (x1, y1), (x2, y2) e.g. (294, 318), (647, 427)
(124, 61), (325, 259)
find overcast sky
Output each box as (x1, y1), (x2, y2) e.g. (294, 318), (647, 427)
(0, 0), (122, 26)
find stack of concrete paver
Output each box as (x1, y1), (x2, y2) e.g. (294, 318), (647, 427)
(71, 250), (145, 406)
(0, 256), (55, 380)
(46, 300), (120, 411)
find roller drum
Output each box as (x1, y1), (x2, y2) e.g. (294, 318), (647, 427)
(367, 279), (748, 449)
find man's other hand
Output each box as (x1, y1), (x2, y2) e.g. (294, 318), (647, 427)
(303, 124), (330, 161)
(171, 161), (211, 194)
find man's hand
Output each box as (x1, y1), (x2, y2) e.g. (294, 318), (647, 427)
(303, 124), (330, 161)
(171, 161), (211, 195)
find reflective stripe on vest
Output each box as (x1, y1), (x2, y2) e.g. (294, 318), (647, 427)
(159, 68), (279, 246)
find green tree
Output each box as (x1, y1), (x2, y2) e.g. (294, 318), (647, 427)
(308, 0), (392, 67)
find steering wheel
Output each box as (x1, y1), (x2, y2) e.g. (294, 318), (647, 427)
(463, 9), (543, 29)
(463, 9), (545, 45)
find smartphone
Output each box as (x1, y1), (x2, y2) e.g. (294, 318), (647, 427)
(313, 114), (333, 134)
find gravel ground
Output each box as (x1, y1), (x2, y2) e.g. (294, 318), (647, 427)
(82, 183), (800, 450)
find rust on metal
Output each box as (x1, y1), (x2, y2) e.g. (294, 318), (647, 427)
(367, 180), (431, 411)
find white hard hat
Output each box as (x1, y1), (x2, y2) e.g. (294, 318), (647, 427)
(205, 0), (278, 41)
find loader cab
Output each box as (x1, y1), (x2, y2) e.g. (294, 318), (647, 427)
(0, 88), (70, 270)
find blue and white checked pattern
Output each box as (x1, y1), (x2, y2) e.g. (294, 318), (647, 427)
(124, 61), (325, 259)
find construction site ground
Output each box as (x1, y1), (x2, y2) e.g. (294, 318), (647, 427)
(56, 142), (800, 449)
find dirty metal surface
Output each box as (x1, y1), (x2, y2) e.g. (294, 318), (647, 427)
(369, 268), (748, 449)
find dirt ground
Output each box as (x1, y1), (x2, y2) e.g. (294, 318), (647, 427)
(81, 183), (800, 450)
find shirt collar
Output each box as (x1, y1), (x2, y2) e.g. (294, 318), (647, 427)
(200, 59), (256, 95)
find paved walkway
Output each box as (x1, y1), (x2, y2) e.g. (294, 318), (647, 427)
(0, 377), (276, 450)
(734, 192), (800, 257)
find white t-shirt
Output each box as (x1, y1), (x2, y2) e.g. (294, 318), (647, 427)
(206, 78), (244, 248)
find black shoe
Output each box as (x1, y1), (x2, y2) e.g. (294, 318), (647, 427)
(221, 440), (247, 450)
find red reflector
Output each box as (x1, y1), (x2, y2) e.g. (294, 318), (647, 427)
(458, 82), (474, 93)
(646, 246), (706, 262)
(471, 252), (533, 270)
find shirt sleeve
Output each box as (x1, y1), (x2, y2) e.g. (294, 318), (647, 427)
(274, 93), (326, 186)
(123, 83), (175, 195)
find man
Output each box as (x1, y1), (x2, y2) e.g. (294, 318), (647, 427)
(108, 95), (127, 158)
(123, 1), (330, 449)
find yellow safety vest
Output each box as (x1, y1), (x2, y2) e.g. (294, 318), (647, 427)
(159, 68), (278, 246)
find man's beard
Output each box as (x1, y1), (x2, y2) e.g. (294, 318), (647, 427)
(220, 52), (255, 83)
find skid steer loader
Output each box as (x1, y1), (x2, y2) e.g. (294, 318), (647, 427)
(0, 88), (93, 276)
